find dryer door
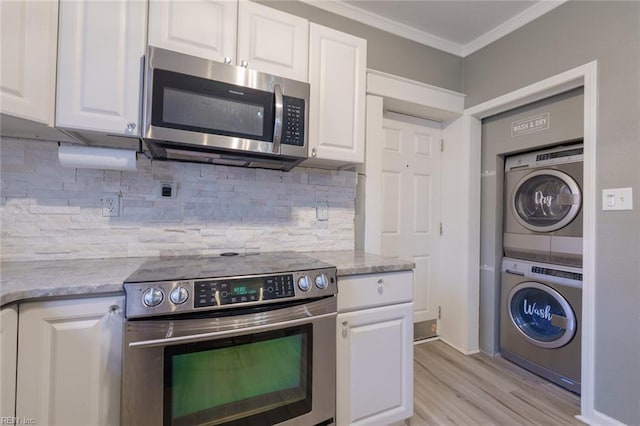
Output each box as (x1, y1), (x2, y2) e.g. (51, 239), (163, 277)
(507, 281), (577, 348)
(510, 169), (581, 232)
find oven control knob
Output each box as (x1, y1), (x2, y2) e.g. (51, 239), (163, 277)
(315, 273), (328, 289)
(170, 286), (189, 305)
(297, 275), (311, 292)
(142, 288), (164, 307)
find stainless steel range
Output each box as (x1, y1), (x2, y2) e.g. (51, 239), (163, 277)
(122, 252), (337, 426)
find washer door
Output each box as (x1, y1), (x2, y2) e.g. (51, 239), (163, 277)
(507, 281), (577, 348)
(511, 169), (581, 232)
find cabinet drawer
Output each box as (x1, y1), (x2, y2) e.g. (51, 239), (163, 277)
(337, 270), (413, 312)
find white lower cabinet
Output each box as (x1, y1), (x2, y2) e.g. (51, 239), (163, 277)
(336, 271), (414, 426)
(0, 305), (18, 418)
(15, 296), (124, 426)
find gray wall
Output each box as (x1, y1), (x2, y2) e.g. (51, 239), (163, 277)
(480, 88), (583, 355)
(256, 0), (463, 92)
(465, 2), (640, 424)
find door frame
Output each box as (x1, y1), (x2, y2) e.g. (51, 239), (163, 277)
(364, 62), (599, 423)
(363, 70), (472, 351)
(464, 61), (597, 424)
(364, 70), (466, 256)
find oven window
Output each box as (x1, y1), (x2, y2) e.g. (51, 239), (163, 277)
(164, 324), (312, 426)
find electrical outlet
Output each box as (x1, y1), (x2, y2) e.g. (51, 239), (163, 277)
(316, 202), (328, 221)
(160, 181), (176, 199)
(101, 193), (120, 217)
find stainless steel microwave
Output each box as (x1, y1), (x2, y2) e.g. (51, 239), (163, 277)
(142, 47), (309, 171)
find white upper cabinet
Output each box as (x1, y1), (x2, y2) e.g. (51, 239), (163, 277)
(0, 0), (58, 125)
(236, 0), (308, 82)
(308, 23), (367, 165)
(148, 0), (309, 82)
(148, 0), (237, 64)
(56, 0), (147, 137)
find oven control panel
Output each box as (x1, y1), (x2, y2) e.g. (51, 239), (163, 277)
(194, 274), (295, 308)
(124, 267), (337, 318)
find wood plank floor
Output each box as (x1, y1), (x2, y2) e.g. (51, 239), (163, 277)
(409, 340), (583, 426)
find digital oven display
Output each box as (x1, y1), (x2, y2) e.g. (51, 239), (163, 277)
(194, 275), (295, 308)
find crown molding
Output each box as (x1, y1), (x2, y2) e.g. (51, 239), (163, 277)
(462, 0), (567, 56)
(299, 0), (567, 58)
(298, 0), (464, 56)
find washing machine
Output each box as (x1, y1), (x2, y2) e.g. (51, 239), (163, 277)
(503, 143), (583, 266)
(500, 257), (582, 394)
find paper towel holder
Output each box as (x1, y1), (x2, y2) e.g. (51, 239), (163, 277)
(58, 143), (139, 171)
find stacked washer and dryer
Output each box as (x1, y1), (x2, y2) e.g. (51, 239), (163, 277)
(501, 144), (583, 394)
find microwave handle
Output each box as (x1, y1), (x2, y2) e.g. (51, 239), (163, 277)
(272, 83), (283, 154)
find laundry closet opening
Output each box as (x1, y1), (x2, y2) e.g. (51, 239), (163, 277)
(479, 87), (584, 394)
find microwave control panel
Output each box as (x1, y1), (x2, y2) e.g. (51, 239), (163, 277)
(282, 96), (305, 146)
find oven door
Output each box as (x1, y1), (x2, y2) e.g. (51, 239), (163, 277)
(122, 297), (336, 426)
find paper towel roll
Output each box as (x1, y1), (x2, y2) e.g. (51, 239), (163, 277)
(58, 145), (137, 171)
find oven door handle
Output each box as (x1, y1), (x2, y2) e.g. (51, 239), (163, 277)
(128, 311), (336, 349)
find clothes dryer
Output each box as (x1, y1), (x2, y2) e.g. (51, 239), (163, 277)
(503, 144), (583, 266)
(500, 257), (582, 394)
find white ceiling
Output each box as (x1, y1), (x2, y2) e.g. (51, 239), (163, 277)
(300, 0), (567, 57)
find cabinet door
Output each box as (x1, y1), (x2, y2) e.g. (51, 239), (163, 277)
(16, 296), (124, 426)
(237, 0), (308, 82)
(0, 0), (57, 125)
(148, 0), (237, 63)
(309, 24), (366, 164)
(56, 0), (146, 136)
(0, 306), (18, 418)
(336, 303), (413, 426)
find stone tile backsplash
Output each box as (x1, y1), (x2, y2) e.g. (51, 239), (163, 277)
(0, 137), (356, 261)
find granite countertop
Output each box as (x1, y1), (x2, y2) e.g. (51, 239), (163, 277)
(0, 257), (146, 306)
(308, 250), (415, 276)
(0, 250), (414, 307)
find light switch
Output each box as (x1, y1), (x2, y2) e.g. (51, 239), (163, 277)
(602, 187), (633, 211)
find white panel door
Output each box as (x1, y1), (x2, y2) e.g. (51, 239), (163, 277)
(381, 115), (442, 324)
(0, 0), (57, 124)
(237, 0), (308, 81)
(308, 23), (366, 163)
(16, 297), (124, 426)
(148, 0), (237, 63)
(56, 0), (146, 136)
(336, 303), (413, 425)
